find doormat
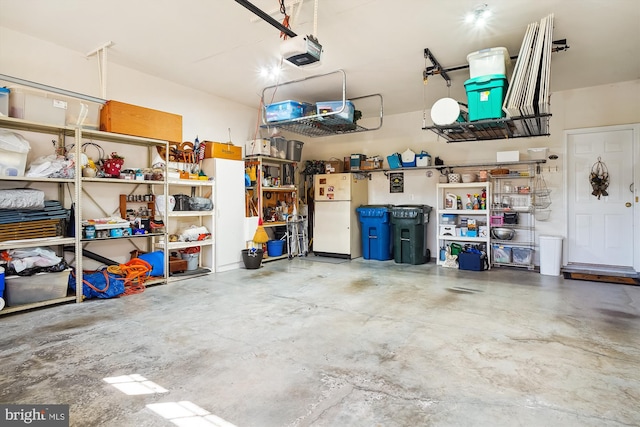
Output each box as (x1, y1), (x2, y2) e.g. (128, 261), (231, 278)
(563, 272), (639, 286)
(305, 254), (348, 264)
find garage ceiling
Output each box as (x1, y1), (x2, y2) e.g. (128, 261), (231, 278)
(1, 0), (638, 116)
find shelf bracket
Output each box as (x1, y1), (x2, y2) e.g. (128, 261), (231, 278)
(423, 48), (451, 86)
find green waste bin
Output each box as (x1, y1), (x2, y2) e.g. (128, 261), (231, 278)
(390, 205), (432, 265)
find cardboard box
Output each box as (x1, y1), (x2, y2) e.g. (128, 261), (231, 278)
(325, 160), (343, 173)
(100, 100), (182, 142)
(203, 141), (242, 160)
(360, 159), (384, 170)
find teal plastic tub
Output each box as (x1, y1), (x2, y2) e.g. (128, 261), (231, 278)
(464, 74), (508, 121)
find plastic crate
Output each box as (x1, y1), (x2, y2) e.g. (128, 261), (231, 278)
(464, 74), (508, 121)
(265, 100), (312, 122)
(492, 245), (512, 263)
(466, 47), (511, 79)
(316, 100), (355, 122)
(512, 247), (533, 264)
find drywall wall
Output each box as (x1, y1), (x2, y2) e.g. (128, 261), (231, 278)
(0, 26), (257, 144)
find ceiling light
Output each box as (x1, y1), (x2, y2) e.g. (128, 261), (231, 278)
(466, 4), (492, 27)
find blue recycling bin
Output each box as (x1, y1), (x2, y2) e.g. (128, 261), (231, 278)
(356, 205), (393, 260)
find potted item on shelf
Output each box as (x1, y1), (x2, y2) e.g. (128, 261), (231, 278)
(103, 152), (125, 177)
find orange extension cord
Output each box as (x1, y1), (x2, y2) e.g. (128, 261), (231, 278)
(107, 258), (152, 296)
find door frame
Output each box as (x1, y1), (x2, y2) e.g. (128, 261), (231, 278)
(563, 123), (640, 272)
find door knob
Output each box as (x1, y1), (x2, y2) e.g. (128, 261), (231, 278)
(626, 202), (632, 207)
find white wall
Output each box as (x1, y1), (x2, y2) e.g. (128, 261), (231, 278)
(0, 26), (257, 142)
(295, 80), (640, 261)
(0, 27), (258, 266)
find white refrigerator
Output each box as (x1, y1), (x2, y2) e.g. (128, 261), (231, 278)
(313, 173), (368, 258)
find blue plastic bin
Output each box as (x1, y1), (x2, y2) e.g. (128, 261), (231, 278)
(267, 239), (285, 257)
(356, 206), (393, 261)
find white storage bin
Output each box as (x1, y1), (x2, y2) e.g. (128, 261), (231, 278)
(497, 151), (520, 162)
(245, 139), (271, 156)
(467, 47), (511, 78)
(0, 130), (30, 177)
(527, 147), (549, 161)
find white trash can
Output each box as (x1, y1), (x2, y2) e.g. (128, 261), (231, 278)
(539, 235), (563, 276)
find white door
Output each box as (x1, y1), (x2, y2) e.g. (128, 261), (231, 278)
(313, 201), (351, 254)
(566, 126), (636, 267)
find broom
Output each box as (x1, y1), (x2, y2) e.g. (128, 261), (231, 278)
(252, 156), (269, 249)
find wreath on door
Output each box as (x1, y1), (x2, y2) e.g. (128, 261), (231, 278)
(590, 157), (609, 200)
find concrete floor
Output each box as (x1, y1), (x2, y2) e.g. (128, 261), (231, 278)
(1, 257), (639, 427)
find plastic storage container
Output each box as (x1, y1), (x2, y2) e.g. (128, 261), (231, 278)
(466, 47), (511, 79)
(180, 252), (199, 270)
(390, 205), (432, 265)
(512, 247), (533, 265)
(539, 235), (563, 276)
(316, 100), (355, 122)
(0, 130), (30, 177)
(267, 239), (285, 257)
(9, 86), (67, 126)
(492, 245), (512, 263)
(269, 136), (287, 159)
(286, 140), (304, 161)
(356, 205), (393, 261)
(265, 100), (312, 122)
(4, 269), (70, 306)
(245, 139), (271, 157)
(464, 74), (508, 121)
(0, 87), (9, 117)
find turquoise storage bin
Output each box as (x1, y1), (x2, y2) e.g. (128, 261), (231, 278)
(386, 153), (402, 169)
(464, 74), (508, 121)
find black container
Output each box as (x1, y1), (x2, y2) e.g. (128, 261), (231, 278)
(503, 212), (519, 224)
(173, 194), (191, 211)
(242, 249), (263, 269)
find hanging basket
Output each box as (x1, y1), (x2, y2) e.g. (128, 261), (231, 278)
(532, 173), (551, 209)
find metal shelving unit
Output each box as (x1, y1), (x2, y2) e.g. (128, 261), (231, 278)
(0, 115), (170, 315)
(489, 164), (540, 270)
(260, 70), (383, 138)
(423, 113), (551, 143)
